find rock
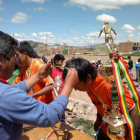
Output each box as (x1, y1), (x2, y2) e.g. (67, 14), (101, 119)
(66, 102), (75, 111)
(76, 126), (84, 131)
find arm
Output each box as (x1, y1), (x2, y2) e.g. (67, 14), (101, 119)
(25, 63), (52, 90)
(129, 106), (139, 134)
(0, 68), (78, 126)
(30, 84), (54, 98)
(98, 30), (103, 37)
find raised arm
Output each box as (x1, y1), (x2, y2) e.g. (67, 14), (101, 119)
(25, 63), (52, 90)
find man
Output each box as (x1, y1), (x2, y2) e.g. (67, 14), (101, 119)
(127, 56), (133, 77)
(135, 58), (140, 82)
(63, 57), (139, 140)
(96, 58), (102, 69)
(0, 31), (78, 140)
(98, 21), (117, 52)
(14, 41), (56, 104)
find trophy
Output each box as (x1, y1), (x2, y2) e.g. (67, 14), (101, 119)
(98, 63), (126, 139)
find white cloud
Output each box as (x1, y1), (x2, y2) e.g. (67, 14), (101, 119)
(39, 31), (54, 38)
(96, 14), (116, 23)
(11, 30), (140, 47)
(11, 12), (31, 23)
(122, 24), (135, 34)
(31, 32), (37, 37)
(22, 0), (45, 3)
(33, 7), (48, 11)
(65, 0), (140, 11)
(137, 25), (140, 30)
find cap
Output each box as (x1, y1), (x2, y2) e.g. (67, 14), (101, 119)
(98, 58), (101, 61)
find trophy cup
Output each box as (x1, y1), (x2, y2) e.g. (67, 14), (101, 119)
(98, 63), (126, 140)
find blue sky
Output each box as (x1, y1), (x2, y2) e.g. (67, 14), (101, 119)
(0, 0), (140, 46)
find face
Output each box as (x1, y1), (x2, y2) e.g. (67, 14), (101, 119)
(0, 50), (16, 80)
(74, 75), (93, 91)
(55, 60), (64, 66)
(16, 51), (27, 67)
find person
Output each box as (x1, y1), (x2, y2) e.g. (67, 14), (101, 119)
(91, 60), (97, 68)
(127, 56), (133, 77)
(96, 58), (102, 69)
(135, 58), (140, 82)
(63, 57), (139, 140)
(51, 54), (65, 94)
(8, 64), (20, 84)
(0, 31), (78, 140)
(13, 41), (56, 104)
(98, 21), (117, 52)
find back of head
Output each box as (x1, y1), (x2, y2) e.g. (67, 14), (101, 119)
(17, 41), (36, 58)
(63, 57), (97, 82)
(0, 31), (18, 60)
(127, 56), (131, 59)
(54, 54), (65, 61)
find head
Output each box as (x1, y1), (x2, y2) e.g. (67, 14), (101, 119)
(16, 41), (36, 66)
(0, 31), (18, 80)
(63, 58), (97, 91)
(54, 54), (65, 66)
(127, 56), (131, 59)
(138, 58), (140, 63)
(104, 21), (109, 25)
(91, 60), (96, 64)
(98, 58), (101, 63)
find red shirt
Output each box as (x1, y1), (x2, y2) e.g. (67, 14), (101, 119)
(51, 67), (64, 94)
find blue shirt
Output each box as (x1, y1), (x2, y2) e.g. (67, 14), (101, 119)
(0, 81), (68, 140)
(135, 62), (140, 72)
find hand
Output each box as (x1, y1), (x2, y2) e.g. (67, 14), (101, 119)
(64, 68), (79, 89)
(61, 68), (79, 97)
(37, 63), (52, 80)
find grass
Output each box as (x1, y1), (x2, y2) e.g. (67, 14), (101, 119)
(74, 118), (96, 138)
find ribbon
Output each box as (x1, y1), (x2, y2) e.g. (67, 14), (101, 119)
(111, 53), (140, 140)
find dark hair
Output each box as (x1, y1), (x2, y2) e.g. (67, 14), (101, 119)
(17, 41), (37, 58)
(0, 31), (18, 60)
(127, 56), (131, 59)
(63, 57), (97, 82)
(54, 54), (65, 64)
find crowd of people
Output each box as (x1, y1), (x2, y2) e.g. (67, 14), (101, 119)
(0, 30), (140, 140)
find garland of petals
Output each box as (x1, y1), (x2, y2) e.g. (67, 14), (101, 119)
(112, 59), (135, 140)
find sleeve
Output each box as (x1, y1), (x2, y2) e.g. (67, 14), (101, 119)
(12, 80), (29, 92)
(0, 86), (68, 127)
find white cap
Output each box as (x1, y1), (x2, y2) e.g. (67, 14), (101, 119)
(98, 58), (101, 60)
(91, 60), (96, 63)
